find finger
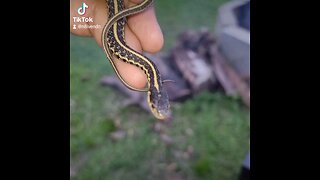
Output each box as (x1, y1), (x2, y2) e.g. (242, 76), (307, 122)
(126, 1), (164, 53)
(112, 25), (148, 89)
(77, 0), (149, 89)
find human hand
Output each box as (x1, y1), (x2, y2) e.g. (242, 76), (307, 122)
(70, 0), (164, 89)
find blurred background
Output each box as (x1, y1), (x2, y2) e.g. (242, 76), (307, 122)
(70, 0), (250, 179)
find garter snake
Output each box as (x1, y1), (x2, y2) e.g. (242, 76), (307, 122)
(101, 0), (171, 120)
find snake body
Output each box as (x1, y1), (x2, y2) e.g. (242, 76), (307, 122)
(101, 0), (171, 120)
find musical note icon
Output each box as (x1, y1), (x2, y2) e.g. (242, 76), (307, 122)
(78, 3), (88, 16)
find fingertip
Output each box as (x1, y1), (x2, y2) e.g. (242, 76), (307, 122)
(127, 6), (164, 53)
(113, 59), (148, 89)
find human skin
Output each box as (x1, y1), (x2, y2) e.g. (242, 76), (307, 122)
(70, 0), (164, 89)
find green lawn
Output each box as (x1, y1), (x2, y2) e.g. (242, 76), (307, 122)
(70, 0), (249, 179)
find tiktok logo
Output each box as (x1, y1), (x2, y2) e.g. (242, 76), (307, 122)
(72, 2), (101, 30)
(78, 2), (88, 16)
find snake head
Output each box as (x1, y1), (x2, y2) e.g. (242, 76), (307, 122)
(148, 87), (171, 120)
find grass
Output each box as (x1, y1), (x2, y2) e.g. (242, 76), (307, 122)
(155, 0), (228, 50)
(71, 0), (249, 179)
